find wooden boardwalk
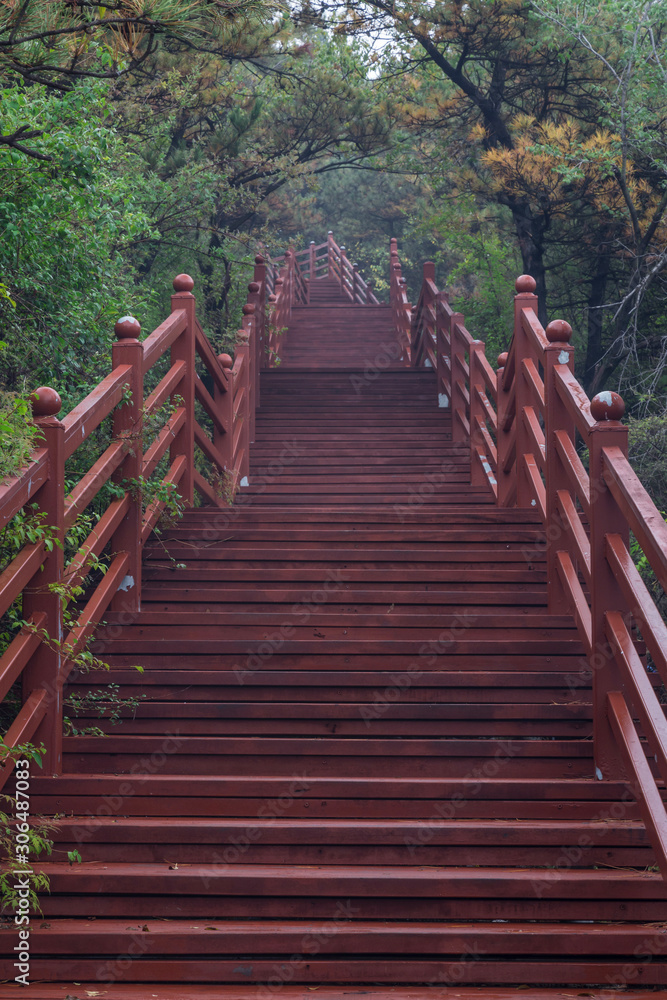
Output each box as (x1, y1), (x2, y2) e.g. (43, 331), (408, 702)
(2, 276), (667, 996)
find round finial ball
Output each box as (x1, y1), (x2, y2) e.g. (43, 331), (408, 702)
(497, 352), (509, 368)
(546, 319), (572, 343)
(515, 274), (537, 294)
(31, 386), (62, 417)
(218, 353), (233, 370)
(248, 281), (261, 293)
(390, 250), (399, 258)
(114, 314), (141, 340)
(254, 254), (264, 265)
(173, 273), (194, 293)
(399, 277), (407, 285)
(591, 391), (625, 422)
(268, 293), (277, 303)
(242, 303), (255, 316)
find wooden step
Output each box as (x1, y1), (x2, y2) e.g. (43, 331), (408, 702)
(1, 988), (666, 1000)
(23, 341), (665, 994)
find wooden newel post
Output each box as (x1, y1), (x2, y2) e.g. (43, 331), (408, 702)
(513, 275), (539, 507)
(309, 241), (316, 283)
(171, 274), (196, 507)
(352, 264), (359, 303)
(543, 319), (575, 614)
(287, 251), (296, 317)
(449, 312), (466, 445)
(24, 387), (65, 774)
(469, 340), (486, 487)
(436, 291), (450, 396)
(588, 390), (629, 779)
(340, 246), (347, 295)
(327, 232), (334, 276)
(242, 301), (257, 444)
(496, 352), (512, 506)
(248, 278), (262, 420)
(216, 353), (234, 473)
(110, 315), (143, 615)
(423, 261), (436, 363)
(253, 254), (267, 380)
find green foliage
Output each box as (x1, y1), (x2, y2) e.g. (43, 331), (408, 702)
(0, 81), (156, 398)
(417, 194), (520, 359)
(0, 392), (43, 484)
(628, 413), (667, 516)
(0, 742), (54, 917)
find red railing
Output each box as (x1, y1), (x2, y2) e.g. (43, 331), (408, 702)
(292, 232), (380, 305)
(0, 255), (294, 781)
(396, 243), (667, 876)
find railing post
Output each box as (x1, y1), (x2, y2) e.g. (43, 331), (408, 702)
(216, 353), (234, 473)
(588, 391), (629, 779)
(449, 311), (466, 445)
(309, 241), (316, 282)
(436, 291), (450, 402)
(253, 254), (267, 384)
(423, 262), (436, 364)
(170, 274), (196, 507)
(352, 263), (359, 303)
(513, 275), (539, 507)
(242, 301), (256, 444)
(496, 351), (513, 506)
(366, 279), (373, 306)
(23, 387), (65, 774)
(247, 278), (262, 420)
(327, 232), (334, 276)
(286, 250), (295, 316)
(543, 319), (575, 614)
(340, 246), (347, 296)
(469, 340), (486, 487)
(110, 315), (143, 615)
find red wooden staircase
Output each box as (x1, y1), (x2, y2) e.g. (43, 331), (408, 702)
(2, 236), (667, 997)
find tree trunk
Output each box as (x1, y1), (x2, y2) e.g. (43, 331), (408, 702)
(583, 253), (611, 395)
(509, 198), (548, 326)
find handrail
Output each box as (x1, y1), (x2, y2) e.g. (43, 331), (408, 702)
(0, 267), (267, 780)
(392, 242), (667, 879)
(323, 233), (379, 305)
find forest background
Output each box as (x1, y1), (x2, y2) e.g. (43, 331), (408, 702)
(0, 0), (666, 507)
